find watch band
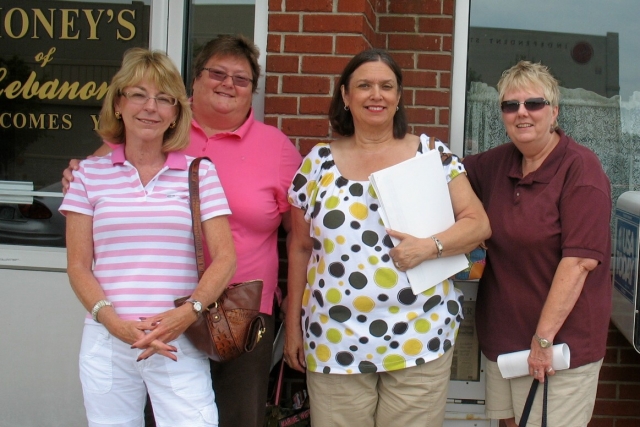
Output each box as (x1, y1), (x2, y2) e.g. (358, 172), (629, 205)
(91, 299), (112, 323)
(534, 333), (552, 348)
(430, 236), (444, 258)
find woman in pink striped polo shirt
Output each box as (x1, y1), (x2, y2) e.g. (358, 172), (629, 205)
(60, 48), (236, 427)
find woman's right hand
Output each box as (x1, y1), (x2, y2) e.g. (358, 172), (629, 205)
(284, 318), (306, 373)
(62, 159), (80, 194)
(102, 313), (178, 361)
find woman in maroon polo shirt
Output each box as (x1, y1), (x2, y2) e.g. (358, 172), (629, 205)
(464, 61), (612, 427)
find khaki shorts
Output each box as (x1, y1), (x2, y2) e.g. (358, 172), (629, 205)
(485, 357), (602, 427)
(306, 349), (453, 427)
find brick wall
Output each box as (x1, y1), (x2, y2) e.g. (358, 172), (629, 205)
(265, 0), (454, 155)
(266, 1), (640, 424)
(589, 323), (640, 426)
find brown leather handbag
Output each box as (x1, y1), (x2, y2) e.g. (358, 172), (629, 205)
(174, 157), (266, 362)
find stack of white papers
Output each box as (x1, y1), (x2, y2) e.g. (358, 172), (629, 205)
(369, 150), (469, 294)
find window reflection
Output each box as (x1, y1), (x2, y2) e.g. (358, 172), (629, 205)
(465, 0), (640, 205)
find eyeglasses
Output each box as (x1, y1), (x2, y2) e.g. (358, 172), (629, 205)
(202, 68), (253, 87)
(122, 91), (177, 107)
(500, 98), (550, 113)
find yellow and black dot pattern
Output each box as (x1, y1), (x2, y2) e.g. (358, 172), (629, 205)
(288, 135), (466, 375)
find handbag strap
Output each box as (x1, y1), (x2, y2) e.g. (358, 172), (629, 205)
(519, 376), (548, 427)
(273, 358), (286, 406)
(188, 157), (211, 280)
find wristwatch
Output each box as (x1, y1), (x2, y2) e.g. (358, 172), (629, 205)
(534, 334), (552, 348)
(186, 299), (203, 316)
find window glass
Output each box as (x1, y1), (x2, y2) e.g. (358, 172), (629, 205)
(0, 0), (151, 247)
(464, 0), (640, 208)
(185, 0), (255, 89)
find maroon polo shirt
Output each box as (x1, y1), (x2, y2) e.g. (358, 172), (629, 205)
(464, 129), (612, 368)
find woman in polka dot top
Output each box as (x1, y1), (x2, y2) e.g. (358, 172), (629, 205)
(284, 48), (491, 427)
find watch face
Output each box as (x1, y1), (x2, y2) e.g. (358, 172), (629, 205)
(540, 338), (551, 348)
(191, 301), (202, 313)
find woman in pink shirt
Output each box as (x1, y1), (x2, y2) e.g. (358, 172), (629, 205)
(61, 48), (236, 427)
(63, 36), (301, 427)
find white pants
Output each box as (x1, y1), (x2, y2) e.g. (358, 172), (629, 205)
(79, 323), (217, 427)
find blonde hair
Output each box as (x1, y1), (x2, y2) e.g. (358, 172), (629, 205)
(97, 48), (192, 152)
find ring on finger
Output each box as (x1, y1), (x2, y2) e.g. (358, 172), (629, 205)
(533, 370), (539, 375)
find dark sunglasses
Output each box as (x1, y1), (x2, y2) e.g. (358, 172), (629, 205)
(202, 68), (253, 87)
(500, 98), (550, 113)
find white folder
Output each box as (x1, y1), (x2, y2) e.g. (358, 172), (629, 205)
(369, 149), (468, 294)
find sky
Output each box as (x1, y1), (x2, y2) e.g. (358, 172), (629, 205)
(470, 0), (639, 102)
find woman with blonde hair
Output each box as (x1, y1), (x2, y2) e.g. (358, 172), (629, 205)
(61, 48), (236, 427)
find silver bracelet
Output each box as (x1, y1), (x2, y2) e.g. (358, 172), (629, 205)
(91, 299), (113, 323)
(430, 236), (443, 258)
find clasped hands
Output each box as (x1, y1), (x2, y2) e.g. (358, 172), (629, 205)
(112, 304), (196, 362)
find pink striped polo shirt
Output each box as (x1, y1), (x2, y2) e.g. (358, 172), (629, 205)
(60, 145), (231, 323)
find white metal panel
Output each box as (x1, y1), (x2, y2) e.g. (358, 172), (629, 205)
(0, 270), (86, 427)
(450, 0), (470, 155)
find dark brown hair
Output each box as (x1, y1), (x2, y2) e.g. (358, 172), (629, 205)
(329, 48), (407, 138)
(191, 34), (260, 93)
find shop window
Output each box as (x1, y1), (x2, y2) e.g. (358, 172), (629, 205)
(0, 0), (151, 247)
(464, 0), (640, 207)
(184, 1), (256, 90)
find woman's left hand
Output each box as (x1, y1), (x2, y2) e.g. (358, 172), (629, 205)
(387, 229), (430, 271)
(527, 341), (555, 383)
(131, 304), (196, 361)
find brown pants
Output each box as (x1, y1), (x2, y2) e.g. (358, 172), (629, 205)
(210, 313), (275, 427)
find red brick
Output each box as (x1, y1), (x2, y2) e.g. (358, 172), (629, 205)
(389, 0), (442, 14)
(599, 365), (640, 382)
(263, 116), (279, 128)
(402, 88), (415, 106)
(266, 54), (299, 73)
(405, 106), (435, 124)
(418, 17), (453, 34)
(285, 35), (333, 54)
(443, 35), (453, 52)
(338, 0), (367, 13)
(596, 383), (617, 399)
(608, 324), (632, 347)
(415, 89), (450, 107)
(302, 55), (351, 74)
(413, 125), (449, 143)
(619, 384), (640, 400)
(443, 0), (454, 15)
(282, 118), (330, 137)
(439, 107), (449, 125)
(603, 347), (618, 364)
(615, 419), (640, 427)
(587, 418), (614, 427)
(593, 399), (640, 417)
(299, 138), (329, 156)
(283, 76), (331, 94)
(286, 0), (332, 12)
(267, 34), (282, 52)
(336, 36), (371, 55)
(379, 16), (416, 32)
(264, 96), (297, 114)
(304, 14), (366, 33)
(620, 348), (640, 364)
(391, 52), (414, 69)
(388, 34), (441, 51)
(403, 70), (438, 88)
(417, 54), (452, 71)
(440, 72), (451, 88)
(265, 75), (279, 94)
(300, 96), (332, 115)
(269, 13), (300, 32)
(268, 0), (283, 12)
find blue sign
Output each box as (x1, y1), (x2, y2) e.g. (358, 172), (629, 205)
(614, 209), (640, 303)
